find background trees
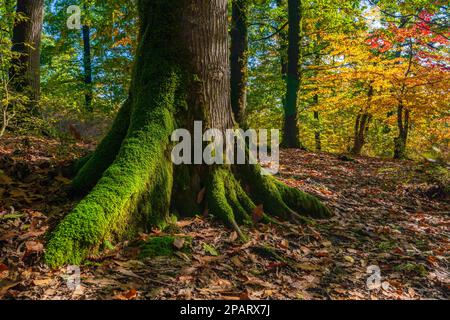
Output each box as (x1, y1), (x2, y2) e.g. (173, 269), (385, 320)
(0, 0), (447, 158)
(245, 0), (448, 159)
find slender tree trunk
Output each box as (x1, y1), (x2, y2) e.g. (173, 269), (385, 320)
(45, 0), (330, 268)
(282, 0), (301, 148)
(82, 23), (93, 112)
(351, 112), (371, 156)
(394, 38), (413, 160)
(394, 103), (409, 159)
(275, 0), (288, 109)
(351, 85), (373, 156)
(10, 0), (44, 111)
(313, 95), (321, 152)
(230, 0), (248, 125)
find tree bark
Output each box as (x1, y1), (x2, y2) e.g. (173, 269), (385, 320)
(230, 0), (249, 126)
(45, 0), (331, 268)
(275, 0), (288, 79)
(313, 95), (321, 152)
(10, 0), (44, 111)
(82, 23), (93, 112)
(351, 113), (371, 156)
(351, 85), (373, 156)
(282, 0), (301, 148)
(394, 103), (409, 159)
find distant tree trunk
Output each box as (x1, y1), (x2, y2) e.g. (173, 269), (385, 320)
(230, 0), (248, 125)
(275, 0), (288, 80)
(282, 0), (301, 148)
(312, 53), (321, 152)
(82, 22), (93, 112)
(351, 85), (373, 156)
(313, 95), (321, 152)
(10, 0), (44, 111)
(393, 39), (413, 160)
(45, 0), (330, 268)
(351, 112), (371, 156)
(394, 103), (409, 159)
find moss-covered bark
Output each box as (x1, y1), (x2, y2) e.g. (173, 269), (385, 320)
(45, 0), (182, 267)
(45, 0), (331, 268)
(71, 99), (132, 193)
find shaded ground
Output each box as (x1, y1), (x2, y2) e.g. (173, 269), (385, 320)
(0, 135), (449, 300)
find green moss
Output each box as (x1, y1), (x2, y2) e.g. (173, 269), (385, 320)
(394, 263), (428, 277)
(207, 168), (237, 227)
(46, 65), (182, 268)
(240, 164), (292, 220)
(139, 236), (191, 258)
(274, 180), (332, 219)
(378, 241), (396, 252)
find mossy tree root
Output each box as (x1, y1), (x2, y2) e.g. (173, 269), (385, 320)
(205, 165), (332, 241)
(45, 0), (186, 268)
(45, 70), (180, 268)
(71, 99), (132, 193)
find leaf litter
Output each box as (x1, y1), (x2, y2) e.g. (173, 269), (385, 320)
(0, 136), (449, 300)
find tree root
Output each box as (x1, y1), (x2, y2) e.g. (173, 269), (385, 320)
(71, 99), (132, 193)
(205, 166), (332, 241)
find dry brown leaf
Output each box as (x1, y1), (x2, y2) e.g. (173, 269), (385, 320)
(173, 237), (185, 250)
(0, 263), (8, 273)
(229, 231), (238, 242)
(0, 281), (20, 298)
(33, 278), (53, 286)
(25, 240), (44, 253)
(252, 205), (264, 224)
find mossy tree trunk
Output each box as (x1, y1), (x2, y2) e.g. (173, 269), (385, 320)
(45, 0), (331, 268)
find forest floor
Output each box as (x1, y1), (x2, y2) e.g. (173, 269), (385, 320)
(0, 135), (449, 300)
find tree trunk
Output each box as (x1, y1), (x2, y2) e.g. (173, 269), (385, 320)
(275, 0), (288, 79)
(275, 0), (288, 116)
(313, 94), (321, 152)
(282, 0), (301, 148)
(45, 0), (331, 268)
(351, 112), (371, 156)
(10, 0), (44, 111)
(82, 23), (93, 112)
(230, 0), (248, 126)
(394, 103), (409, 159)
(351, 85), (373, 156)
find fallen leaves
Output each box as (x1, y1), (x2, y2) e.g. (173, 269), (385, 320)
(113, 288), (138, 300)
(0, 139), (449, 300)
